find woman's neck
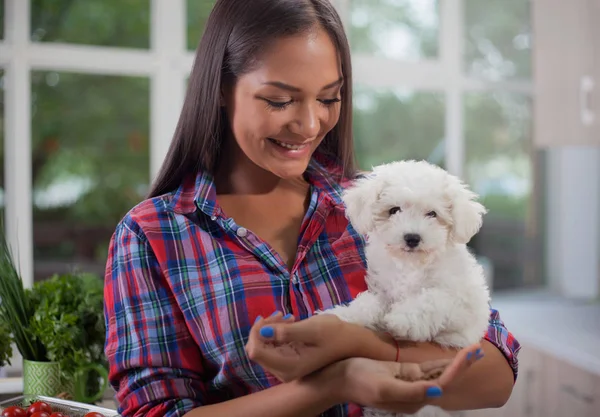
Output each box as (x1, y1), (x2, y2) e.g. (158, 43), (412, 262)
(214, 139), (307, 197)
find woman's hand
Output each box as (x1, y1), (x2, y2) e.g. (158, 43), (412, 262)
(318, 343), (482, 414)
(245, 312), (354, 382)
(315, 357), (442, 414)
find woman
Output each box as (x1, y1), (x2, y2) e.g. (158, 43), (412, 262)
(103, 0), (519, 416)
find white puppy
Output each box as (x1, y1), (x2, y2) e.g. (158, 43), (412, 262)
(322, 160), (491, 417)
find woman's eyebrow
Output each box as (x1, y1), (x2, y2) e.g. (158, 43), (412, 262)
(262, 77), (344, 93)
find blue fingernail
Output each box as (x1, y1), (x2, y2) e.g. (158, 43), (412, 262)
(467, 352), (473, 360)
(260, 326), (274, 338)
(475, 348), (482, 356)
(271, 311), (281, 317)
(283, 313), (293, 319)
(254, 315), (262, 323)
(426, 386), (443, 398)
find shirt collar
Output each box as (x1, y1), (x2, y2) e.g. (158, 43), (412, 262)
(169, 156), (348, 216)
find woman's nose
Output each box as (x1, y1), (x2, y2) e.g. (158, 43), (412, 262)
(289, 103), (320, 139)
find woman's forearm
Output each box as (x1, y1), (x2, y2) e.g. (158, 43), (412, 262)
(183, 377), (336, 417)
(345, 323), (514, 410)
(433, 339), (514, 410)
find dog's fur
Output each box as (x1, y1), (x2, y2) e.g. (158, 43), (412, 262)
(321, 160), (491, 417)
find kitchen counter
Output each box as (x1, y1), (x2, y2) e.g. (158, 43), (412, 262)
(491, 290), (600, 376)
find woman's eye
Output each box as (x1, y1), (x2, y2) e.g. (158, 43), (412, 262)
(319, 97), (341, 107)
(264, 99), (293, 110)
(426, 211), (437, 218)
(389, 206), (402, 216)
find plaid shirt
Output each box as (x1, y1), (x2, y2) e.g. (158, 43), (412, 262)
(104, 158), (520, 417)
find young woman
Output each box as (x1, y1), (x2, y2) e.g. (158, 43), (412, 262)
(103, 1), (520, 416)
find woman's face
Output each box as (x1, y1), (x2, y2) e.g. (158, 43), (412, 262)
(222, 27), (343, 180)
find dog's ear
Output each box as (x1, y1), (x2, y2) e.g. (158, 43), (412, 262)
(342, 174), (382, 235)
(447, 177), (487, 244)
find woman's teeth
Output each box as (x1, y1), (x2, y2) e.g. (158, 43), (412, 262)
(269, 138), (308, 150)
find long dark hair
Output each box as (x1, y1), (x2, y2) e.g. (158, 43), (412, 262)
(148, 0), (356, 198)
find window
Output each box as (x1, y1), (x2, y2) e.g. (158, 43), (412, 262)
(31, 71), (149, 280)
(349, 0), (535, 291)
(187, 0), (216, 51)
(31, 0), (150, 48)
(464, 0), (532, 81)
(2, 0), (536, 292)
(349, 0), (439, 61)
(353, 87), (445, 168)
(464, 92), (533, 288)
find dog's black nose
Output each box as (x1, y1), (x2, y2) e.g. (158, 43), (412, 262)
(404, 233), (421, 248)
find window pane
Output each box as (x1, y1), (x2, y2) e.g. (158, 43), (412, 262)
(187, 0), (216, 51)
(31, 0), (150, 48)
(349, 0), (439, 61)
(465, 92), (533, 289)
(353, 86), (445, 169)
(31, 72), (150, 281)
(464, 0), (532, 81)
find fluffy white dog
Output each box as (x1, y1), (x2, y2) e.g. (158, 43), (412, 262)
(322, 160), (491, 417)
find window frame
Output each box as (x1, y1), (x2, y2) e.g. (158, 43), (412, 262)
(1, 0), (533, 288)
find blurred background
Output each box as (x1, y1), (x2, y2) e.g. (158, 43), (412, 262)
(0, 0), (599, 415)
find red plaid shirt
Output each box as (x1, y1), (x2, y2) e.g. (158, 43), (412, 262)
(104, 158), (520, 417)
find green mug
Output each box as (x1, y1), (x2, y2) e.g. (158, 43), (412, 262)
(71, 363), (110, 404)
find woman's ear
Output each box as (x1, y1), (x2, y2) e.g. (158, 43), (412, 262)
(342, 175), (382, 235)
(447, 179), (487, 244)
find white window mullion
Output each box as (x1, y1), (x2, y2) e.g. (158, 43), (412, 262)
(150, 0), (187, 180)
(440, 0), (465, 178)
(353, 55), (447, 89)
(4, 0), (33, 288)
(463, 77), (533, 94)
(27, 43), (155, 76)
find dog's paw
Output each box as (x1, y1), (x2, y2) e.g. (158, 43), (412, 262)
(318, 305), (362, 325)
(381, 312), (413, 339)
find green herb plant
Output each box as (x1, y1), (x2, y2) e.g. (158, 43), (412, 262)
(0, 229), (47, 364)
(28, 273), (106, 381)
(1, 228), (106, 397)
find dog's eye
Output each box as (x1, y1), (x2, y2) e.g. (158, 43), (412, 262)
(426, 211), (437, 218)
(389, 206), (402, 216)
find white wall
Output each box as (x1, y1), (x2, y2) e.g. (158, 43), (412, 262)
(546, 147), (600, 300)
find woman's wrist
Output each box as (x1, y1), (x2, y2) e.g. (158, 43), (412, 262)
(301, 359), (348, 405)
(343, 324), (398, 362)
(339, 322), (457, 364)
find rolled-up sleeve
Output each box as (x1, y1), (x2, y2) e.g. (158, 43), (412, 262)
(484, 308), (520, 381)
(104, 218), (207, 416)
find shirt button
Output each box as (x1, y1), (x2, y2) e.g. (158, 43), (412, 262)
(237, 227), (248, 237)
(210, 215), (217, 221)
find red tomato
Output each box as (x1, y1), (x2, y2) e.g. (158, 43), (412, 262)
(27, 402), (52, 416)
(29, 413), (50, 417)
(83, 413), (104, 417)
(49, 414), (66, 417)
(2, 406), (27, 417)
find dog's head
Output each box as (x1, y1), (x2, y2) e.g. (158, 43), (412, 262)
(342, 160), (487, 256)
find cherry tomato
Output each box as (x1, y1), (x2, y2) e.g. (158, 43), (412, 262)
(27, 402), (52, 416)
(2, 406), (27, 417)
(49, 413), (66, 417)
(29, 413), (50, 417)
(83, 413), (104, 417)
